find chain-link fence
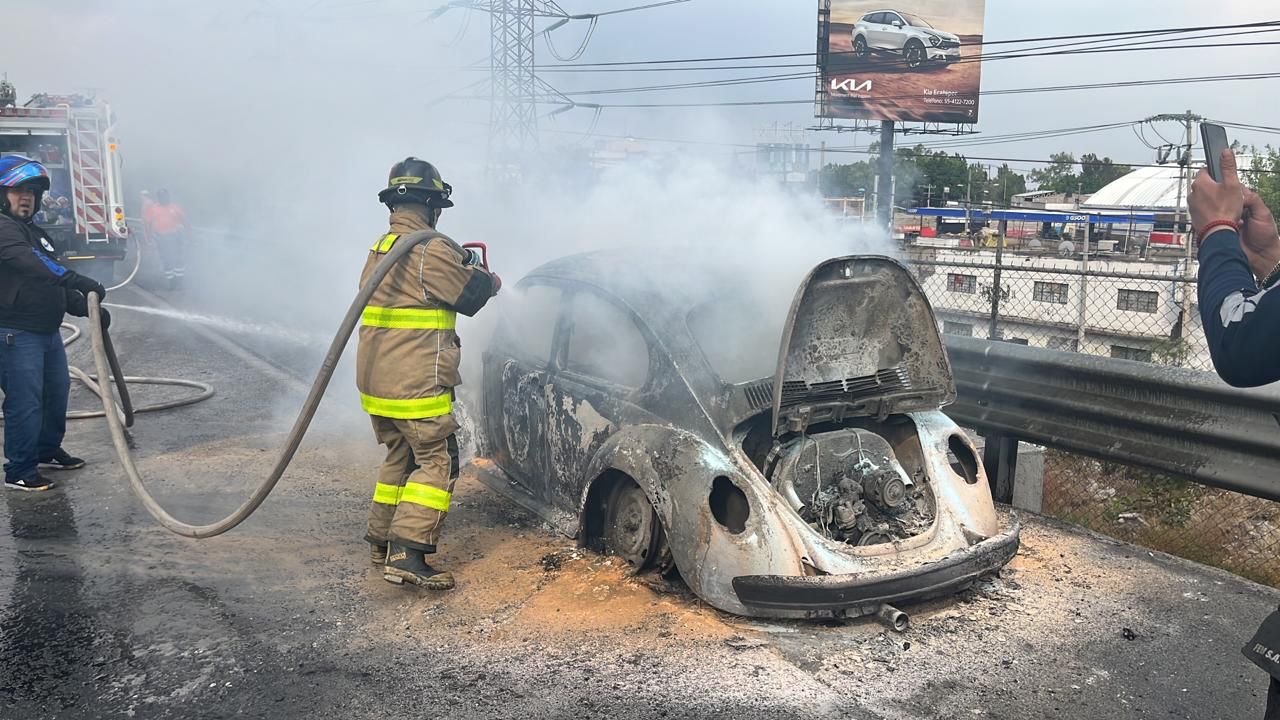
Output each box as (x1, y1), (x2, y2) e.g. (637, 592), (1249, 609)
(908, 246), (1279, 587)
(910, 250), (1208, 371)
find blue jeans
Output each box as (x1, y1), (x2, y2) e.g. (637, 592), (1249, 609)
(0, 328), (70, 480)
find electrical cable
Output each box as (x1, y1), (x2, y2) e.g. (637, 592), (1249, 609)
(536, 125), (1280, 175)
(87, 229), (449, 539)
(521, 20), (1280, 70)
(520, 71), (1280, 108)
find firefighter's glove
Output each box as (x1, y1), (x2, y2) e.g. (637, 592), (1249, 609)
(65, 271), (107, 300)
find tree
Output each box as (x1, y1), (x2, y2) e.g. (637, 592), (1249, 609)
(1029, 152), (1079, 193)
(991, 164), (1028, 206)
(818, 161), (875, 198)
(1078, 153), (1131, 193)
(1244, 145), (1280, 219)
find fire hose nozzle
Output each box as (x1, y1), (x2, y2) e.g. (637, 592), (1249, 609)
(462, 242), (489, 270)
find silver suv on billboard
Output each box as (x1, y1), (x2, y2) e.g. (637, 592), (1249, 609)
(852, 10), (962, 69)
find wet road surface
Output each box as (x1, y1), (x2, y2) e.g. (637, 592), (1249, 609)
(1, 284), (1277, 719)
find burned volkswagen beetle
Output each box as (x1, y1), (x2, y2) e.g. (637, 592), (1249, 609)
(476, 251), (1018, 620)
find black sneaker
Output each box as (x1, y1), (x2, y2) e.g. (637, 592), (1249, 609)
(383, 544), (455, 590)
(6, 474), (55, 492)
(40, 449), (85, 471)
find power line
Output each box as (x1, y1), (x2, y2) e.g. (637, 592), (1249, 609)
(538, 127), (1280, 175)
(503, 71), (1280, 108)
(528, 20), (1280, 69)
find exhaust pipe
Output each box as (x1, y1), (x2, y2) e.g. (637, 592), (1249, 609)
(876, 603), (909, 632)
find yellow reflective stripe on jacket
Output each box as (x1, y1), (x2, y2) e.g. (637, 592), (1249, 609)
(361, 306), (457, 330)
(371, 233), (399, 253)
(359, 392), (452, 419)
(372, 482), (402, 506)
(399, 482), (451, 512)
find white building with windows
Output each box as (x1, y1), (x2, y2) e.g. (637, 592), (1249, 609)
(915, 249), (1207, 367)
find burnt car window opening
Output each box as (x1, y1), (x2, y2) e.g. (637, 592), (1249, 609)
(497, 284), (562, 366)
(687, 292), (784, 385)
(564, 291), (649, 388)
(900, 12), (933, 28)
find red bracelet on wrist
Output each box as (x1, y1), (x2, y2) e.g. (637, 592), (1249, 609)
(1196, 220), (1241, 245)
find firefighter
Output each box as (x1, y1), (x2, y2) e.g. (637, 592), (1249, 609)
(358, 158), (499, 589)
(0, 155), (109, 491)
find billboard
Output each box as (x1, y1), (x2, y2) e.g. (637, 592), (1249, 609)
(819, 1), (987, 124)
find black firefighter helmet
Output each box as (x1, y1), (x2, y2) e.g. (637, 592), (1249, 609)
(378, 157), (454, 209)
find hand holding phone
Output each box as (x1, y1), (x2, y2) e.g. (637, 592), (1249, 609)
(1201, 122), (1230, 182)
(1188, 123), (1245, 235)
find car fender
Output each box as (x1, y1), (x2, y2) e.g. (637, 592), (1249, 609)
(577, 425), (810, 615)
(912, 410), (1002, 538)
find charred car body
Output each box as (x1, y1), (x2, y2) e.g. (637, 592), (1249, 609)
(477, 252), (1018, 619)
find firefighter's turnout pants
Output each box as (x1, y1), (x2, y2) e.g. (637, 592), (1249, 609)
(365, 413), (460, 553)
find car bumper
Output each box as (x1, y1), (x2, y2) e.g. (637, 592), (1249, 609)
(731, 521), (1020, 613)
(927, 47), (961, 62)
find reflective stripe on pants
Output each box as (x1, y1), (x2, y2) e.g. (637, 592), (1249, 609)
(365, 413), (461, 552)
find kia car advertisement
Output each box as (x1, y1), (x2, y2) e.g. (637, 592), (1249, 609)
(820, 0), (987, 123)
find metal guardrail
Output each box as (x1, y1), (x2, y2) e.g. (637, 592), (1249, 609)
(943, 335), (1280, 503)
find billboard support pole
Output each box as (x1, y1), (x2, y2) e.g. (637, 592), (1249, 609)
(877, 120), (895, 230)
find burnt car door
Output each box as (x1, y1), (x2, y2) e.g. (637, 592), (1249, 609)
(542, 287), (653, 510)
(482, 282), (565, 501)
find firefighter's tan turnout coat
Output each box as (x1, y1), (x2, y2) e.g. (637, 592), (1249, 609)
(357, 209), (496, 552)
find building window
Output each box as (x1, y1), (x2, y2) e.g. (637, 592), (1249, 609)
(1047, 336), (1079, 352)
(943, 321), (973, 337)
(1117, 288), (1159, 314)
(948, 274), (977, 294)
(1111, 345), (1152, 362)
(1032, 281), (1069, 304)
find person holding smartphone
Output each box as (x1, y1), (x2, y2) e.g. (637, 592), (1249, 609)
(1189, 148), (1280, 388)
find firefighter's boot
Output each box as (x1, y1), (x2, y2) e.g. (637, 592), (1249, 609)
(370, 542), (388, 566)
(383, 543), (455, 590)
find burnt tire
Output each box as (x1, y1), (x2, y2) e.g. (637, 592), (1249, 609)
(904, 40), (925, 69)
(602, 479), (663, 573)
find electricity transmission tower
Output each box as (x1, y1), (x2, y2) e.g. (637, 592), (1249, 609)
(437, 0), (684, 181)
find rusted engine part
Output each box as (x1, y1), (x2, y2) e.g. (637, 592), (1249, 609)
(766, 428), (935, 546)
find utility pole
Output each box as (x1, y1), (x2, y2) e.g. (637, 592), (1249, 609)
(965, 164), (973, 235)
(1146, 111), (1202, 339)
(877, 120), (895, 230)
(818, 140), (826, 198)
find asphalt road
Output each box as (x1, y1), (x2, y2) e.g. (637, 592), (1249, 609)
(1, 284), (1277, 719)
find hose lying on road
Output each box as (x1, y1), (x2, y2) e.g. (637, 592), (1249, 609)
(59, 323), (215, 421)
(87, 229), (446, 539)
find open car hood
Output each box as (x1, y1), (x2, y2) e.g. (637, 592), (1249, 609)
(770, 256), (956, 437)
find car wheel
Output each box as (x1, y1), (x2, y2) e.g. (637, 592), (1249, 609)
(603, 479), (662, 572)
(853, 35), (868, 59)
(904, 40), (925, 69)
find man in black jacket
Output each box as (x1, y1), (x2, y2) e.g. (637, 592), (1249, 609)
(0, 155), (109, 491)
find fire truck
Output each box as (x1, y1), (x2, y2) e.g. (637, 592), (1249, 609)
(0, 79), (128, 280)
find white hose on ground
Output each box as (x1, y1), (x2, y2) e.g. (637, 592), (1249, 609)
(87, 229), (446, 539)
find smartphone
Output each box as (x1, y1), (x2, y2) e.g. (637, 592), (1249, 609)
(1201, 122), (1230, 182)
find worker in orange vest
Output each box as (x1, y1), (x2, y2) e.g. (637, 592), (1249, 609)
(142, 188), (187, 290)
